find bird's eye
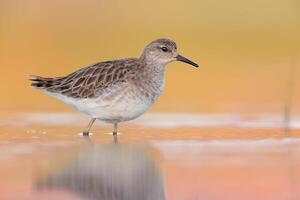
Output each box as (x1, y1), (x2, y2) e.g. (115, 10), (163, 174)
(160, 47), (168, 52)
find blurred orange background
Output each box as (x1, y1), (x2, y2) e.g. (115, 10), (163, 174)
(0, 0), (299, 114)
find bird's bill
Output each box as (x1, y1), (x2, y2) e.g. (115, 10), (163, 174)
(176, 54), (199, 67)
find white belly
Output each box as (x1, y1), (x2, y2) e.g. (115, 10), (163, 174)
(47, 90), (157, 124)
(89, 93), (154, 123)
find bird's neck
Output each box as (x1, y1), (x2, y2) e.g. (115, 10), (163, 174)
(139, 56), (166, 74)
(139, 61), (165, 83)
(134, 60), (165, 102)
(140, 61), (166, 93)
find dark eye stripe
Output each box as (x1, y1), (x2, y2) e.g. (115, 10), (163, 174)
(160, 47), (168, 52)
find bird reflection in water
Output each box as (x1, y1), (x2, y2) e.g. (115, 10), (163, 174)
(36, 141), (165, 200)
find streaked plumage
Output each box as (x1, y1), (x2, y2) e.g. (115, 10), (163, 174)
(29, 38), (198, 138)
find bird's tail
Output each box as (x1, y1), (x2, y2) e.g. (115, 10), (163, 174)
(28, 75), (55, 89)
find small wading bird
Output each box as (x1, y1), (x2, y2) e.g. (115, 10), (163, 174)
(29, 38), (198, 140)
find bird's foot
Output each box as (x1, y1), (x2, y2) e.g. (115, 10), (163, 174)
(79, 131), (94, 136)
(83, 131), (89, 136)
(104, 132), (122, 135)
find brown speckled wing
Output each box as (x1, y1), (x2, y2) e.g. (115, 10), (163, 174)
(46, 58), (142, 99)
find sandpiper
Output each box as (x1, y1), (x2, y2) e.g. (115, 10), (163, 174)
(29, 38), (198, 139)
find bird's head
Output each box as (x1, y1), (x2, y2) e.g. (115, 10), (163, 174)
(140, 38), (198, 67)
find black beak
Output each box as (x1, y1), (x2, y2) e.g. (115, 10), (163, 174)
(176, 54), (199, 67)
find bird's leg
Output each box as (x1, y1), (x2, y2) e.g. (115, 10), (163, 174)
(82, 118), (96, 136)
(113, 123), (118, 143)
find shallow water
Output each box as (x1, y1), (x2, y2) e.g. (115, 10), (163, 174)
(1, 113), (300, 200)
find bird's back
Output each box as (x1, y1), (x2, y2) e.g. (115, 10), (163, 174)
(29, 58), (143, 99)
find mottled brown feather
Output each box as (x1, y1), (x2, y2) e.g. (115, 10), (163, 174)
(30, 58), (144, 99)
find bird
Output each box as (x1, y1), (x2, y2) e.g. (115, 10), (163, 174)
(29, 38), (198, 140)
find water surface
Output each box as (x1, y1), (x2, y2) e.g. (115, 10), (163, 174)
(1, 113), (300, 200)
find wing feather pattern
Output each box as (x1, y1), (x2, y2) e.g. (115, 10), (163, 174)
(30, 58), (143, 99)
